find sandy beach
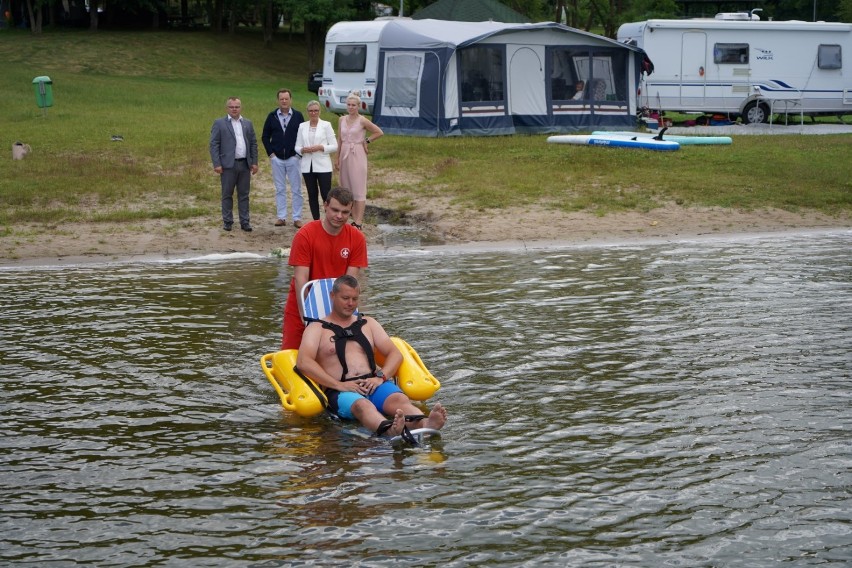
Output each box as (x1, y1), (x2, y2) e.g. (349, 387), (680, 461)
(2, 191), (849, 267)
(4, 122), (850, 267)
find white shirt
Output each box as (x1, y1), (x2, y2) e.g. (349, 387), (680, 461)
(230, 116), (246, 159)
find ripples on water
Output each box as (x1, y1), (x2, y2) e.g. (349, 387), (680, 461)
(1, 232), (850, 566)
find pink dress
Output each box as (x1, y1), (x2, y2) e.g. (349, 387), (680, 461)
(338, 116), (368, 200)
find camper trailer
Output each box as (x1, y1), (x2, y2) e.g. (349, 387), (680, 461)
(617, 12), (852, 123)
(318, 19), (394, 114)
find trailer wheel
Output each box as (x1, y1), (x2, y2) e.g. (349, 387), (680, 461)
(742, 101), (770, 124)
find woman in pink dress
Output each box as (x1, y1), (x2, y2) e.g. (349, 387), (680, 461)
(335, 92), (383, 230)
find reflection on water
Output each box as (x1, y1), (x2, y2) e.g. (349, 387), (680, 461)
(1, 232), (851, 566)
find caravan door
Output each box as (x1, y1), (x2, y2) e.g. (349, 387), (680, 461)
(680, 32), (707, 108)
(507, 44), (547, 118)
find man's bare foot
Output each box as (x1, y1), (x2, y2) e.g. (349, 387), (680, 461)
(385, 409), (406, 437)
(425, 403), (447, 430)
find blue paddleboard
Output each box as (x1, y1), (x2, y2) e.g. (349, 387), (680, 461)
(547, 134), (680, 151)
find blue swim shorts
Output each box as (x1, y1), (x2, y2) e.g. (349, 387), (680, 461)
(329, 381), (402, 420)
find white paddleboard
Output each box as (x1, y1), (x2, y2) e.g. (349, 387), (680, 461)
(592, 131), (732, 145)
(547, 134), (680, 151)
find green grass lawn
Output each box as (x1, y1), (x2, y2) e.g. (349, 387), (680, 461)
(2, 28), (851, 227)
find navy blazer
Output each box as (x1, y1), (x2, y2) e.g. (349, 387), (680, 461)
(209, 116), (258, 170)
(261, 109), (304, 160)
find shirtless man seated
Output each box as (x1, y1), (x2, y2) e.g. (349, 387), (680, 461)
(295, 274), (447, 439)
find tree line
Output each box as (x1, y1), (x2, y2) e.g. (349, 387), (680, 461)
(15, 0), (852, 62)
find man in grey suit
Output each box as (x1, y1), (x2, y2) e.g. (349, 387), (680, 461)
(209, 97), (259, 232)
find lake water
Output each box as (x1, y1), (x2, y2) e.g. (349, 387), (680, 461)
(1, 231), (850, 566)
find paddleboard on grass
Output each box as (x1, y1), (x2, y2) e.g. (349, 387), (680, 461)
(547, 134), (680, 151)
(592, 131), (733, 145)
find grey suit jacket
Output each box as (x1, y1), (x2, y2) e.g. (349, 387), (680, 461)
(209, 116), (259, 169)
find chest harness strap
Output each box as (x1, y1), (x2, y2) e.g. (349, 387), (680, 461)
(320, 314), (378, 382)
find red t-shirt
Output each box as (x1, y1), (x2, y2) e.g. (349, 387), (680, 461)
(281, 221), (368, 349)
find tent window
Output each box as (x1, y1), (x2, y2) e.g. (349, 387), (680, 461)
(551, 48), (587, 100)
(551, 48), (629, 102)
(818, 44), (842, 69)
(385, 54), (422, 109)
(459, 46), (504, 102)
(713, 43), (749, 64)
(335, 45), (367, 73)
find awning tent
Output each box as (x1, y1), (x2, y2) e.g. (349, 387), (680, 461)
(372, 19), (646, 136)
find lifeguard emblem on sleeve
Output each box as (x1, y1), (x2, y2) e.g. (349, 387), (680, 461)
(340, 248), (350, 259)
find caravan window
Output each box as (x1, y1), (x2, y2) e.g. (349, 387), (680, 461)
(713, 43), (749, 64)
(459, 46), (504, 102)
(818, 45), (842, 69)
(334, 45), (368, 73)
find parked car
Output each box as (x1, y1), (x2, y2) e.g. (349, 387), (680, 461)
(308, 71), (322, 94)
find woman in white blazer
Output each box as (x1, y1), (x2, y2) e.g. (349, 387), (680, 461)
(295, 100), (339, 220)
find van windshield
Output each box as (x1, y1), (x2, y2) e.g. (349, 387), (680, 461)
(335, 45), (367, 73)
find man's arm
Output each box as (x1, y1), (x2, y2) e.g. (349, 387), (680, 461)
(292, 110), (304, 131)
(293, 265), (310, 308)
(246, 121), (259, 174)
(209, 121), (222, 170)
(347, 230), (368, 271)
(260, 113), (274, 156)
(369, 317), (403, 379)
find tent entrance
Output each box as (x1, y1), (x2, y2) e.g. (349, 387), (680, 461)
(377, 50), (444, 135)
(380, 52), (425, 116)
(508, 44), (547, 117)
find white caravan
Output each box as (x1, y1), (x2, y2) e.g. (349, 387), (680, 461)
(318, 19), (396, 114)
(617, 12), (852, 123)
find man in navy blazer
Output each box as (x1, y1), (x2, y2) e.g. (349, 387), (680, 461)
(209, 97), (259, 232)
(262, 89), (305, 228)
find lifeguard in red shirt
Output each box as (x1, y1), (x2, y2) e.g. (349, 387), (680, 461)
(281, 187), (368, 350)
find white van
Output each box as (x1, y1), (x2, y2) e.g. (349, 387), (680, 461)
(617, 12), (852, 123)
(318, 19), (396, 114)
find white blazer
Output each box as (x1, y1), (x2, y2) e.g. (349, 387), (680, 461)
(295, 119), (338, 174)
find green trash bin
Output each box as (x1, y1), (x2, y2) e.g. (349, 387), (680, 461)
(32, 76), (53, 109)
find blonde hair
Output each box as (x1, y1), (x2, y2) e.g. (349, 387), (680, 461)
(346, 91), (362, 105)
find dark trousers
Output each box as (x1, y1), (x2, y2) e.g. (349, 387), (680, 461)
(302, 169), (332, 220)
(220, 159), (251, 226)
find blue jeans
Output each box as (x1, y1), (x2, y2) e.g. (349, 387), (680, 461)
(270, 155), (303, 221)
